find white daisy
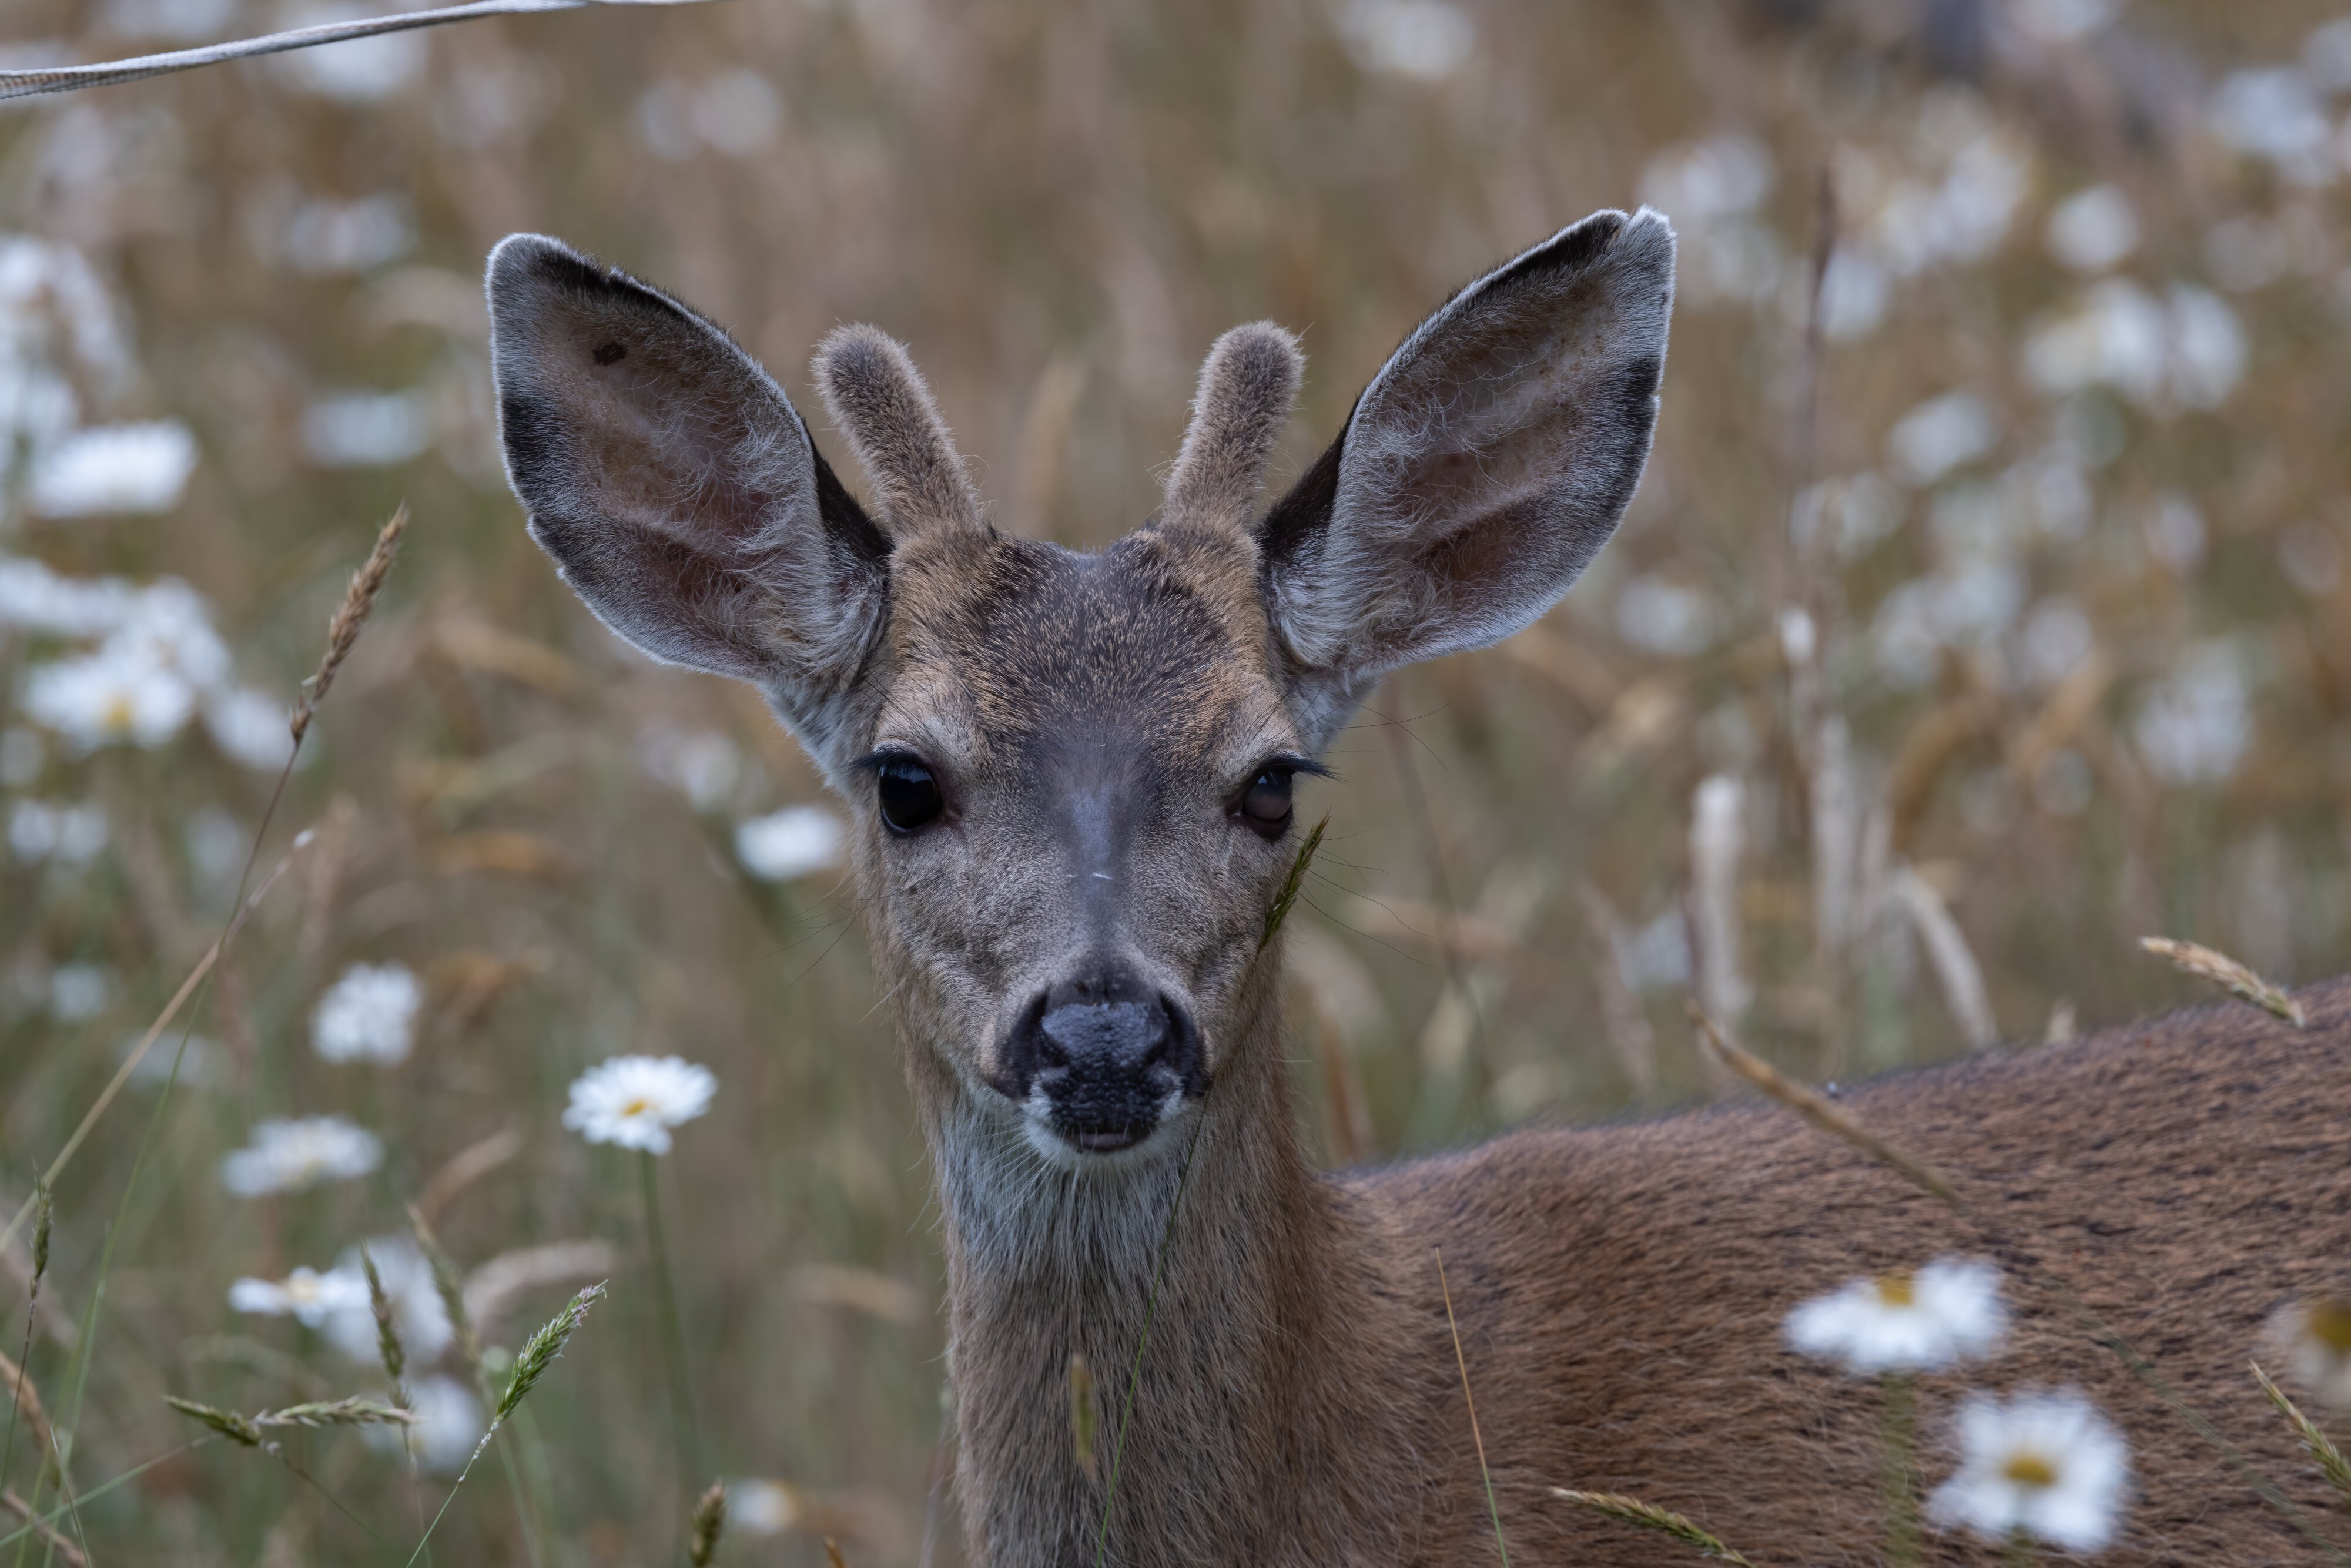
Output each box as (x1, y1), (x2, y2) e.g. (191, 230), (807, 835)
(111, 581), (232, 689)
(312, 962), (424, 1065)
(25, 421), (198, 518)
(2264, 1294), (2351, 1410)
(1786, 1255), (2007, 1374)
(734, 805), (845, 882)
(0, 555), (138, 639)
(203, 686), (297, 772)
(363, 1373), (483, 1475)
(219, 1116), (383, 1196)
(1928, 1389), (2130, 1553)
(227, 1265), (369, 1327)
(638, 722), (745, 812)
(49, 963), (112, 1021)
(728, 1477), (802, 1536)
(6, 800), (109, 865)
(561, 1054), (717, 1155)
(321, 1235), (455, 1366)
(21, 642), (197, 752)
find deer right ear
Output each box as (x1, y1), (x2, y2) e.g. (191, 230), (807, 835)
(1258, 209), (1675, 743)
(487, 234), (891, 766)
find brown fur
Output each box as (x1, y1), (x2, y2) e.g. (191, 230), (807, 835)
(1161, 322), (1304, 536)
(814, 323), (984, 540)
(485, 213), (2349, 1567)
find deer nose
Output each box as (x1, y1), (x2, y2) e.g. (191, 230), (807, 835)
(998, 964), (1201, 1153)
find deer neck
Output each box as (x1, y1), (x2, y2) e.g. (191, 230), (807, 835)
(909, 953), (1395, 1564)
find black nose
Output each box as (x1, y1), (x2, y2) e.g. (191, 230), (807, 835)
(998, 964), (1202, 1152)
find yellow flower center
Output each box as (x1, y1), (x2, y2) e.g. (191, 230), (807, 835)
(621, 1097), (653, 1118)
(2308, 1298), (2351, 1356)
(1875, 1271), (1917, 1308)
(2001, 1450), (2058, 1490)
(102, 692), (137, 734)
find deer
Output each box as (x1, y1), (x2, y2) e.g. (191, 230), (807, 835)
(483, 209), (2351, 1566)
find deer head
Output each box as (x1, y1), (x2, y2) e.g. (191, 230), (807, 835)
(485, 210), (1673, 1181)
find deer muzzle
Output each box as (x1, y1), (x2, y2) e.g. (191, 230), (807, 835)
(996, 961), (1203, 1154)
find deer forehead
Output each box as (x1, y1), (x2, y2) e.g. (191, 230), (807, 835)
(877, 525), (1293, 783)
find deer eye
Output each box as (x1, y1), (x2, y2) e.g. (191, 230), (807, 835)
(1237, 768), (1294, 839)
(876, 758), (944, 835)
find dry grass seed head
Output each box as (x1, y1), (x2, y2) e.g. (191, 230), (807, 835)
(1687, 1002), (1958, 1204)
(28, 1184), (48, 1289)
(406, 1203), (483, 1379)
(1259, 814), (1329, 952)
(2139, 936), (2306, 1027)
(163, 1395), (262, 1448)
(2252, 1361), (2351, 1503)
(1549, 1489), (1759, 1566)
(291, 505), (408, 745)
(360, 1243), (407, 1396)
(689, 1479), (727, 1566)
(259, 1396), (421, 1431)
(498, 1281), (606, 1423)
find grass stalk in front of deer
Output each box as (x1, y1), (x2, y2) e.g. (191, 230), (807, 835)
(2140, 937), (2306, 1028)
(1258, 813), (1329, 952)
(402, 1283), (608, 1568)
(1548, 1490), (1757, 1564)
(2252, 1362), (2351, 1506)
(1066, 1353), (1099, 1483)
(407, 1202), (544, 1563)
(689, 1478), (728, 1566)
(1436, 1249), (1510, 1566)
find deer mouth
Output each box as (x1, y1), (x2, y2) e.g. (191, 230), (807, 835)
(1022, 1083), (1194, 1166)
(1032, 1066), (1191, 1159)
(1069, 1125), (1151, 1154)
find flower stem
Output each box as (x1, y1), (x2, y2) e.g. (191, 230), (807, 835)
(640, 1150), (702, 1507)
(2004, 1527), (2036, 1568)
(1881, 1371), (1917, 1568)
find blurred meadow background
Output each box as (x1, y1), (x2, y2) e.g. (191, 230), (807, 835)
(5, 0), (2351, 1560)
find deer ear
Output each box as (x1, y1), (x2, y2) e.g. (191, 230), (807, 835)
(487, 234), (890, 764)
(1259, 209), (1674, 736)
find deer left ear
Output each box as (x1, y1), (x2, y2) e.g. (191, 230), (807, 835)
(1258, 208), (1675, 741)
(486, 234), (893, 772)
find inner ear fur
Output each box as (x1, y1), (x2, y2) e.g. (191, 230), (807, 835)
(1258, 207), (1676, 721)
(486, 233), (889, 763)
